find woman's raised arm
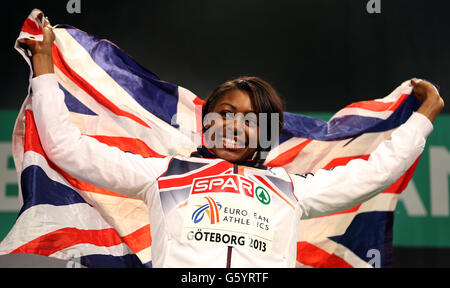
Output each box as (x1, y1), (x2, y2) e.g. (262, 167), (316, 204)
(293, 80), (444, 220)
(26, 16), (171, 200)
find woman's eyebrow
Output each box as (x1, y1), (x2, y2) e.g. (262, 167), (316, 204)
(218, 103), (256, 114)
(218, 103), (237, 110)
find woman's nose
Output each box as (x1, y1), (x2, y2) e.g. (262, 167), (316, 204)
(223, 117), (243, 137)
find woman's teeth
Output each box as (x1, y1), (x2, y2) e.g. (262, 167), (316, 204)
(223, 138), (242, 148)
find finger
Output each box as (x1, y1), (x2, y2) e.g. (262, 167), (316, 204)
(410, 78), (422, 87)
(24, 39), (35, 47)
(36, 13), (44, 26)
(43, 17), (53, 29)
(35, 12), (53, 30)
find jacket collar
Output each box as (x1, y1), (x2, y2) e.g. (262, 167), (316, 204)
(190, 146), (263, 168)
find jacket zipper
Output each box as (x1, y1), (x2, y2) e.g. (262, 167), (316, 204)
(226, 163), (239, 268)
(226, 246), (233, 268)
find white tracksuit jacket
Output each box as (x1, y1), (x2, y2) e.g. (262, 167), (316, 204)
(31, 74), (433, 267)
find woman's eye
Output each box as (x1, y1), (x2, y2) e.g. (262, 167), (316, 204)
(220, 111), (234, 118)
(246, 118), (258, 126)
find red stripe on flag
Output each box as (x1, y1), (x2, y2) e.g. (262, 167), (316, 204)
(11, 227), (123, 256)
(193, 97), (204, 134)
(21, 17), (42, 36)
(85, 135), (165, 158)
(345, 94), (409, 112)
(11, 225), (151, 256)
(158, 161), (233, 189)
(317, 204), (362, 218)
(51, 44), (151, 129)
(266, 139), (313, 167)
(193, 97), (205, 106)
(24, 110), (45, 156)
(24, 110), (129, 199)
(121, 224), (151, 254)
(382, 155), (421, 194)
(297, 241), (353, 268)
(323, 154), (370, 170)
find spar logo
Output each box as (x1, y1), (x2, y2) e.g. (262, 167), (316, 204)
(192, 196), (222, 224)
(255, 187), (271, 205)
(192, 175), (254, 197)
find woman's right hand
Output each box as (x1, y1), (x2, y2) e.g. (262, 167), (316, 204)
(24, 14), (55, 76)
(25, 14), (55, 55)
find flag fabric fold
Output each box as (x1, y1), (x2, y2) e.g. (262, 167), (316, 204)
(0, 9), (422, 268)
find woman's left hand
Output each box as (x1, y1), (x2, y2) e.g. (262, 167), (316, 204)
(411, 78), (445, 123)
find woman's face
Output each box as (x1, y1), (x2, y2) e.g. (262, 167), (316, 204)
(205, 89), (259, 163)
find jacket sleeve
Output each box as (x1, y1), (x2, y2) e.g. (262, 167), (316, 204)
(31, 73), (171, 200)
(292, 112), (433, 219)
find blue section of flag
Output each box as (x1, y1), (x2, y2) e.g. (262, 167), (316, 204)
(18, 165), (87, 217)
(328, 211), (394, 268)
(60, 84), (97, 116)
(80, 254), (152, 268)
(60, 25), (180, 126)
(281, 94), (420, 143)
(366, 95), (421, 134)
(162, 158), (209, 178)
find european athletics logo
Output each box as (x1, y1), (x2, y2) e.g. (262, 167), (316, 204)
(192, 196), (222, 224)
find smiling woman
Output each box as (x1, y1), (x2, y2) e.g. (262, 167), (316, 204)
(13, 12), (445, 268)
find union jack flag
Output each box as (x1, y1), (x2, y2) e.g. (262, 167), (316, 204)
(0, 9), (422, 268)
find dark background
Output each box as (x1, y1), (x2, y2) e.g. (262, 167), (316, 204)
(3, 0), (449, 267)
